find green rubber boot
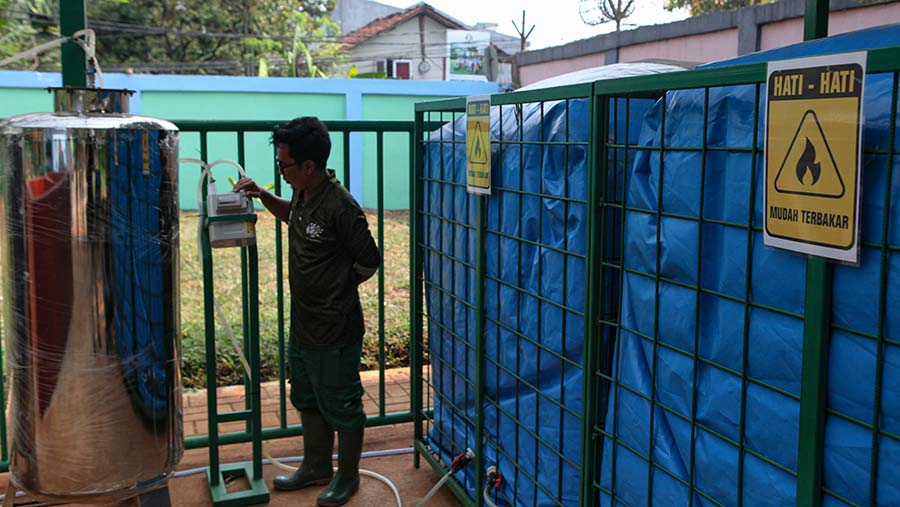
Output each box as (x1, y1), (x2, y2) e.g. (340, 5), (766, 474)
(316, 427), (364, 507)
(273, 409), (334, 491)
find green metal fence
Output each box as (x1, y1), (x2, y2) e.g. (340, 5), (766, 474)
(0, 120), (414, 475)
(175, 119), (417, 451)
(412, 45), (900, 507)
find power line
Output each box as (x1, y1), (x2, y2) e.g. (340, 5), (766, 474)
(6, 8), (516, 75)
(12, 9), (520, 46)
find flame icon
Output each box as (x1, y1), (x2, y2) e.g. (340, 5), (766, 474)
(795, 138), (821, 186)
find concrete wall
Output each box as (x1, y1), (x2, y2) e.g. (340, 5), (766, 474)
(519, 53), (606, 89)
(0, 70), (497, 209)
(517, 0), (900, 87)
(619, 29), (738, 63)
(760, 2), (900, 50)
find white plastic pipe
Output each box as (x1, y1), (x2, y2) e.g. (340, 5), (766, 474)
(416, 471), (453, 506)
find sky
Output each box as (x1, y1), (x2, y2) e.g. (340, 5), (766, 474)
(375, 0), (692, 49)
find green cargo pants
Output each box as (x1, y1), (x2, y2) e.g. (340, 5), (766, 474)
(288, 341), (366, 432)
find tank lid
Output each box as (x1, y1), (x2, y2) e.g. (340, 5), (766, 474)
(50, 87), (133, 114)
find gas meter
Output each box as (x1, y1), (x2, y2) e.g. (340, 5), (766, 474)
(206, 178), (257, 248)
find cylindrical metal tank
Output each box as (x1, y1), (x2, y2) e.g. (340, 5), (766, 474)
(0, 87), (182, 501)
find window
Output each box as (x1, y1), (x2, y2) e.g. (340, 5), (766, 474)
(377, 59), (394, 77)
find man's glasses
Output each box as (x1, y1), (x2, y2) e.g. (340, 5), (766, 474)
(275, 159), (299, 173)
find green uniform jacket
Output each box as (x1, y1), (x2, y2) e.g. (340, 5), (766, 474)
(288, 170), (381, 350)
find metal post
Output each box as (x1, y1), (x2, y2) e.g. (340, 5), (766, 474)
(411, 112), (425, 468)
(797, 2), (830, 506)
(580, 87), (603, 507)
(797, 260), (832, 507)
(377, 132), (386, 417)
(199, 135), (220, 486)
(248, 245), (264, 481)
(474, 193), (487, 507)
(59, 0), (86, 87)
(804, 0), (829, 41)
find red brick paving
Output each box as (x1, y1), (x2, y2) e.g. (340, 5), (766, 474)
(0, 368), (462, 506)
(182, 368), (413, 438)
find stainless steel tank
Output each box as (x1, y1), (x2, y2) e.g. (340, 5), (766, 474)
(0, 87), (182, 501)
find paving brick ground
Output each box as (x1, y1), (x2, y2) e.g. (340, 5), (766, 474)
(183, 368), (413, 437)
(0, 368), (462, 506)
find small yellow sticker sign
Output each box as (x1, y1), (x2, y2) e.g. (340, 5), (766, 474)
(764, 52), (866, 264)
(466, 96), (491, 195)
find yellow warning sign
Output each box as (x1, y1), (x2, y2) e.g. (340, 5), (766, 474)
(764, 52), (866, 264)
(466, 96), (491, 195)
(773, 111), (844, 198)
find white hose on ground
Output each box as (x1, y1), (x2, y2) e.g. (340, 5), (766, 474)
(183, 158), (403, 506)
(416, 470), (453, 507)
(171, 447), (415, 479)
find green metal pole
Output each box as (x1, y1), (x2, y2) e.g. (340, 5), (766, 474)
(411, 113), (425, 469)
(377, 132), (386, 418)
(59, 0), (86, 87)
(248, 245), (264, 481)
(474, 192), (487, 507)
(200, 135), (221, 486)
(343, 131), (351, 189)
(274, 144), (288, 428)
(241, 247), (251, 430)
(804, 0), (829, 40)
(797, 2), (830, 506)
(797, 259), (831, 507)
(580, 88), (603, 507)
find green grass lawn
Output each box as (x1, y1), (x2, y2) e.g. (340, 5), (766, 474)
(180, 209), (410, 388)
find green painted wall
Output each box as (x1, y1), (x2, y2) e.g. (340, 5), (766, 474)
(361, 94), (444, 209)
(0, 87), (451, 211)
(0, 88), (53, 117)
(142, 91), (345, 209)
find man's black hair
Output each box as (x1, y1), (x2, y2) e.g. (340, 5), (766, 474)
(272, 116), (331, 171)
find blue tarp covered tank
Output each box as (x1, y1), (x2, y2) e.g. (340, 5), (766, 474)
(423, 63), (680, 506)
(600, 23), (900, 506)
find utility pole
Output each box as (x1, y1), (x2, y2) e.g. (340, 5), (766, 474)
(59, 0), (86, 86)
(511, 10), (535, 52)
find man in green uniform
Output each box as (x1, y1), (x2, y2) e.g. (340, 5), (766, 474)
(233, 117), (381, 507)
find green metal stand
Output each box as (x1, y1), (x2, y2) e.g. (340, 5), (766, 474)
(200, 169), (269, 507)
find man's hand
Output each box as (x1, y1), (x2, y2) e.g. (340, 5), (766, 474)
(233, 176), (292, 222)
(233, 177), (262, 198)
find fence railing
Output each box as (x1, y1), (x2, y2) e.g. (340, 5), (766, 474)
(0, 119), (416, 475)
(174, 119), (417, 451)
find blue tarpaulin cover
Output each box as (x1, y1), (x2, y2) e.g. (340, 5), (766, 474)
(423, 73), (655, 506)
(601, 23), (900, 507)
(423, 24), (900, 507)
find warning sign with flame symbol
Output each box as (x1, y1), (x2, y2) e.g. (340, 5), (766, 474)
(466, 95), (491, 195)
(764, 52), (865, 264)
(773, 110), (845, 198)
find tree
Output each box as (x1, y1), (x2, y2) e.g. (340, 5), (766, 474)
(87, 0), (342, 76)
(0, 0), (344, 76)
(287, 11), (342, 78)
(0, 0), (60, 70)
(664, 0), (776, 16)
(578, 0), (636, 31)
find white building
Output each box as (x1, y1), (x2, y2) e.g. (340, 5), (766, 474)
(336, 1), (521, 85)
